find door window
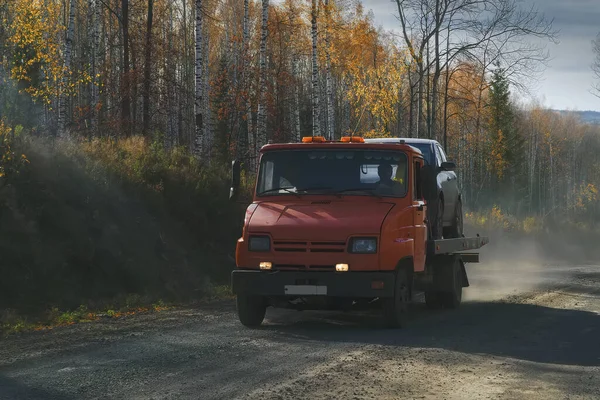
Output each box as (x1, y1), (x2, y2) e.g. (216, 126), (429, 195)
(414, 160), (423, 200)
(434, 145), (443, 166)
(437, 145), (447, 162)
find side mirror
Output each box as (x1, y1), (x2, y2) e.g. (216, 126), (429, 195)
(441, 161), (456, 171)
(229, 160), (241, 202)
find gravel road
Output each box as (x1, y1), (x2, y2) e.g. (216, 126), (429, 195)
(1, 261), (599, 400)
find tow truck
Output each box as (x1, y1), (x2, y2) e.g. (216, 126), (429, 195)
(229, 136), (488, 328)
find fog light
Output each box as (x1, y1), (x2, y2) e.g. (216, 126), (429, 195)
(260, 262), (272, 270)
(335, 263), (349, 272)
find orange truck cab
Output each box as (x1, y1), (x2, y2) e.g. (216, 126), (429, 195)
(229, 137), (488, 328)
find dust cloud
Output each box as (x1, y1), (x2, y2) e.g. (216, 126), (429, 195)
(461, 227), (587, 302)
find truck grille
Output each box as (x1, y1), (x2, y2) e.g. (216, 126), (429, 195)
(273, 240), (346, 253)
(274, 264), (336, 271)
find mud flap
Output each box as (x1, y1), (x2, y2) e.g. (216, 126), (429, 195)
(460, 258), (469, 288)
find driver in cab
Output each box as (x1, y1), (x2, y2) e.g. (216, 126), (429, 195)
(375, 162), (405, 196)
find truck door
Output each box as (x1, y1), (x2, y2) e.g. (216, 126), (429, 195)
(413, 159), (427, 272)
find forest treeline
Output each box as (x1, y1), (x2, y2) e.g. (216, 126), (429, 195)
(0, 0), (599, 224)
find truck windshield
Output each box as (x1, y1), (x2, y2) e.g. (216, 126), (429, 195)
(257, 149), (408, 198)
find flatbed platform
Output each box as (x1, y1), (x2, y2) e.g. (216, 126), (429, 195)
(427, 235), (489, 257)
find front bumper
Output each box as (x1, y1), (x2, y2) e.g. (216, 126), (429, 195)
(231, 269), (395, 298)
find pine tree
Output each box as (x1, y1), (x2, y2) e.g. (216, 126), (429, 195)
(488, 63), (526, 211)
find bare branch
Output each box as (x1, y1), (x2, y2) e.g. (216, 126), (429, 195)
(591, 33), (600, 98)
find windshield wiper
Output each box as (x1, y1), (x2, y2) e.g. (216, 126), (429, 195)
(297, 186), (334, 193)
(258, 187), (301, 197)
(335, 188), (382, 198)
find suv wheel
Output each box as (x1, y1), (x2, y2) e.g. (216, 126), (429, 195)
(445, 199), (464, 238)
(431, 199), (444, 239)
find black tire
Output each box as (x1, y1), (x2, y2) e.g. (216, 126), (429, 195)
(424, 291), (442, 309)
(236, 295), (266, 327)
(438, 257), (463, 309)
(382, 269), (410, 328)
(431, 198), (444, 239)
(445, 199), (464, 238)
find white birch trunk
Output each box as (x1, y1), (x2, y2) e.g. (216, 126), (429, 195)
(243, 0), (254, 166)
(256, 0), (269, 153)
(166, 3), (177, 148)
(311, 0), (320, 137)
(89, 0), (100, 136)
(58, 0), (76, 138)
(324, 0), (334, 140)
(40, 0), (50, 133)
(529, 120), (537, 213)
(194, 0), (204, 158)
(203, 32), (212, 160)
(549, 140), (554, 214)
(293, 59), (301, 142)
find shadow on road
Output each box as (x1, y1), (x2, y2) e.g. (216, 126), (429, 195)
(0, 375), (76, 400)
(261, 299), (600, 367)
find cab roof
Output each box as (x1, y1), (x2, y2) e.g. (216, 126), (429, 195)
(260, 137), (424, 157)
(260, 141), (424, 157)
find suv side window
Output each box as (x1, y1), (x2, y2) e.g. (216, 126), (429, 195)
(414, 160), (423, 200)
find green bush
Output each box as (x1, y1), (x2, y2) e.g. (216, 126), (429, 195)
(0, 134), (245, 315)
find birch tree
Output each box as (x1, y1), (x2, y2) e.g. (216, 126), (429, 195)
(194, 0), (204, 158)
(142, 0), (154, 136)
(238, 0), (255, 164)
(324, 0), (334, 140)
(311, 0), (320, 137)
(58, 0), (76, 137)
(88, 0), (99, 135)
(293, 58), (302, 142)
(256, 0), (269, 155)
(592, 32), (600, 98)
(121, 0), (131, 136)
(203, 29), (212, 159)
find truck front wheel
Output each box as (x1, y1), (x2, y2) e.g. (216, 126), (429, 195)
(382, 269), (410, 328)
(236, 295), (267, 327)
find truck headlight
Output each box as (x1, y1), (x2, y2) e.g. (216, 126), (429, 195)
(248, 236), (270, 252)
(349, 237), (377, 254)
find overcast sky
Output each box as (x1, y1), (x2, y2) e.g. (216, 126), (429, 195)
(364, 0), (600, 111)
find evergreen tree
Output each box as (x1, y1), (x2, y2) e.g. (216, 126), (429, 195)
(488, 63), (527, 213)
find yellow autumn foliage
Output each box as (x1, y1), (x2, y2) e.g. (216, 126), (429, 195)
(0, 120), (29, 179)
(574, 183), (599, 211)
(3, 0), (90, 104)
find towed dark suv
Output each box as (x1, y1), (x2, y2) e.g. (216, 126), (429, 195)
(364, 138), (463, 239)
